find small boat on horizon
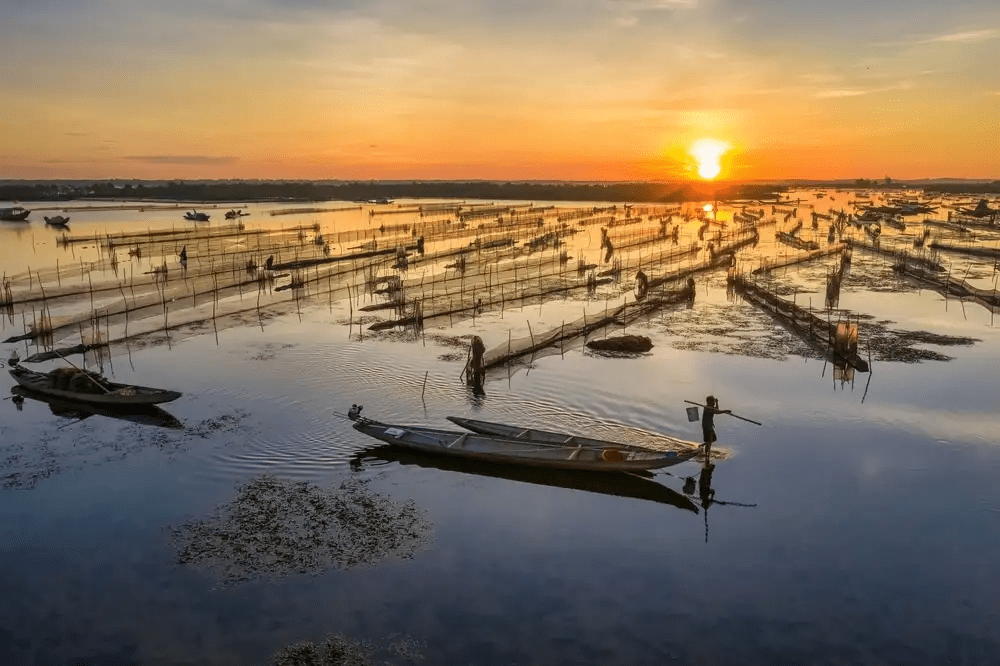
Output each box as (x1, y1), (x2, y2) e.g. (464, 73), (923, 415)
(0, 206), (31, 222)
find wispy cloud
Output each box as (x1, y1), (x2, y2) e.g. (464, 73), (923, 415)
(814, 89), (868, 99)
(927, 29), (997, 43)
(127, 155), (238, 165)
(814, 80), (914, 99)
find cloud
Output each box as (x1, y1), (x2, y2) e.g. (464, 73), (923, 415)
(927, 29), (997, 43)
(813, 80), (914, 99)
(127, 155), (239, 165)
(814, 89), (868, 98)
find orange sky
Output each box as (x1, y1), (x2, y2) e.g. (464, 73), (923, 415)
(1, 1), (998, 181)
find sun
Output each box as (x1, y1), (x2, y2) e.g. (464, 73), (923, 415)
(690, 139), (729, 180)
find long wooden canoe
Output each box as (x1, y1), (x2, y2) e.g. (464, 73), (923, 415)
(352, 417), (698, 472)
(8, 366), (182, 406)
(447, 415), (700, 455)
(11, 386), (183, 429)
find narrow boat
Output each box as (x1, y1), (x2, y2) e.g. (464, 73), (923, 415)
(10, 386), (183, 429)
(44, 215), (70, 227)
(350, 412), (699, 472)
(447, 415), (701, 455)
(0, 207), (31, 221)
(8, 365), (182, 406)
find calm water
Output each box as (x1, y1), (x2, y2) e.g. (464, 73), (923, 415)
(2, 193), (999, 665)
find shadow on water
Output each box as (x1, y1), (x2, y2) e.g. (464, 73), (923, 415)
(10, 385), (183, 429)
(351, 444), (699, 514)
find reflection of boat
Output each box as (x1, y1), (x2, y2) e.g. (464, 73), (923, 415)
(44, 215), (70, 227)
(352, 444), (699, 513)
(350, 413), (699, 472)
(448, 415), (700, 454)
(184, 210), (210, 221)
(10, 386), (183, 429)
(8, 366), (182, 406)
(0, 206), (30, 221)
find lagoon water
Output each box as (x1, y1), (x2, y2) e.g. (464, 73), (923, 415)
(1, 193), (999, 665)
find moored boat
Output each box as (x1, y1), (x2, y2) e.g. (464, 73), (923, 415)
(10, 386), (183, 429)
(8, 365), (182, 406)
(0, 206), (31, 221)
(350, 411), (699, 472)
(44, 215), (70, 227)
(184, 210), (210, 221)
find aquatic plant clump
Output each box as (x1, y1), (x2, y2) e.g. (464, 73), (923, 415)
(271, 632), (426, 666)
(171, 475), (432, 584)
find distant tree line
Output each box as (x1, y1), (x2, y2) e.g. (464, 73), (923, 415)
(0, 180), (785, 204)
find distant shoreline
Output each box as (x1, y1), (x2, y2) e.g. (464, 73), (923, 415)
(1, 178), (997, 205)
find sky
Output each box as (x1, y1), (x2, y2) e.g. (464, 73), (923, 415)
(1, 0), (998, 182)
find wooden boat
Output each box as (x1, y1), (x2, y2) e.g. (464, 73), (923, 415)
(0, 206), (30, 221)
(184, 210), (210, 221)
(10, 386), (183, 429)
(44, 215), (70, 227)
(224, 208), (247, 219)
(351, 413), (699, 472)
(8, 365), (182, 406)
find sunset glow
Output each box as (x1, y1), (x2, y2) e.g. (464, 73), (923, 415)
(0, 2), (997, 180)
(691, 140), (729, 180)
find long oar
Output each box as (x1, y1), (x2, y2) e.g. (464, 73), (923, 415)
(684, 400), (762, 426)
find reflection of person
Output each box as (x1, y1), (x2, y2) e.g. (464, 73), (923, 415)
(698, 461), (715, 509)
(179, 246), (187, 263)
(701, 395), (730, 459)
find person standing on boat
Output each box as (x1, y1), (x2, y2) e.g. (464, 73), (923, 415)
(701, 395), (730, 460)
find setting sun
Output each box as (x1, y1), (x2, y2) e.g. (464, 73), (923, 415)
(690, 139), (729, 180)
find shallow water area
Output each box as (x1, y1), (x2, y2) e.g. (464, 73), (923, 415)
(2, 191), (1000, 665)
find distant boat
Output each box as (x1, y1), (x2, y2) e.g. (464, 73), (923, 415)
(184, 210), (210, 221)
(44, 215), (70, 227)
(224, 208), (247, 219)
(367, 198), (394, 205)
(0, 206), (30, 222)
(957, 199), (999, 221)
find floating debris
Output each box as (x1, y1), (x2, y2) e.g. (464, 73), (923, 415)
(171, 475), (432, 585)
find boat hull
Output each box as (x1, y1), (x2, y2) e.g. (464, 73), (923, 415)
(353, 421), (696, 472)
(8, 367), (182, 406)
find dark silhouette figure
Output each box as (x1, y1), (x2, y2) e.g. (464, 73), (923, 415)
(701, 395), (731, 460)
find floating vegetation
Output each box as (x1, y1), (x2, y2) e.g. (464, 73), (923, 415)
(171, 475), (432, 585)
(272, 632), (426, 666)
